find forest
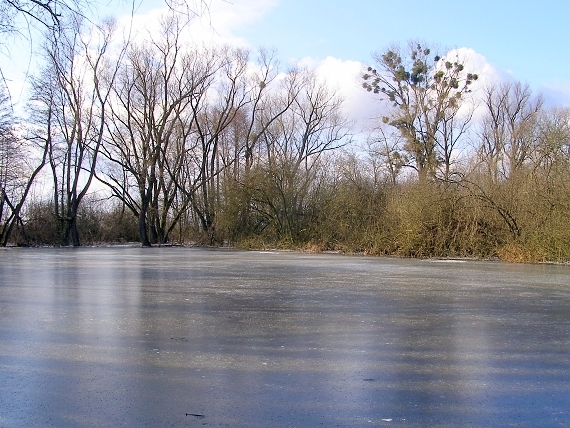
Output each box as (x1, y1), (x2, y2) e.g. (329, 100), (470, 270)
(1, 7), (570, 263)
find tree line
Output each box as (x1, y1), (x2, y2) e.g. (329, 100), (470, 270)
(2, 15), (570, 262)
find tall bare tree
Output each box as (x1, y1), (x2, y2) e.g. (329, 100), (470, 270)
(178, 46), (252, 240)
(249, 69), (351, 242)
(478, 81), (543, 182)
(33, 15), (119, 246)
(101, 15), (239, 245)
(363, 42), (478, 182)
(0, 79), (51, 246)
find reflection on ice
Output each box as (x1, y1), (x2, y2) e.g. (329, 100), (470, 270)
(0, 248), (569, 427)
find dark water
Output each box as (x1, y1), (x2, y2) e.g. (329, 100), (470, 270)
(0, 248), (569, 427)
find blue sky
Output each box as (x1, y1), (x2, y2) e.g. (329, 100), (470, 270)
(236, 0), (566, 81)
(228, 0), (570, 104)
(4, 0), (570, 108)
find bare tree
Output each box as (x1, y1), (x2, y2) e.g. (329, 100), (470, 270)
(32, 15), (119, 246)
(365, 126), (407, 186)
(478, 81), (543, 182)
(205, 49), (304, 242)
(535, 107), (570, 173)
(530, 107), (570, 214)
(0, 83), (18, 239)
(185, 48), (309, 243)
(178, 46), (252, 240)
(363, 42), (478, 182)
(0, 0), (211, 36)
(250, 69), (352, 242)
(1, 0), (75, 34)
(100, 15), (234, 245)
(0, 76), (51, 245)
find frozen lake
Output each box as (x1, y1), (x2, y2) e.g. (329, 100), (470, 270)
(0, 247), (569, 427)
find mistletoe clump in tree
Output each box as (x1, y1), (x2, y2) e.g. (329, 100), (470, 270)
(363, 42), (478, 181)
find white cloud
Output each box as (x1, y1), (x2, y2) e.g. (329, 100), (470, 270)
(293, 49), (512, 136)
(205, 0), (278, 43)
(288, 50), (502, 139)
(539, 81), (570, 108)
(443, 48), (515, 124)
(447, 49), (570, 108)
(295, 55), (379, 132)
(446, 47), (513, 90)
(118, 0), (278, 48)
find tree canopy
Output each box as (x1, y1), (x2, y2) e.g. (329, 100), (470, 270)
(363, 42), (478, 181)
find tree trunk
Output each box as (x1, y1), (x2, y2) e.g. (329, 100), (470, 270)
(139, 206), (151, 247)
(70, 215), (80, 247)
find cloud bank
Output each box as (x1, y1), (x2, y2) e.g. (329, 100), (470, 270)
(8, 0), (570, 122)
(118, 0), (279, 48)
